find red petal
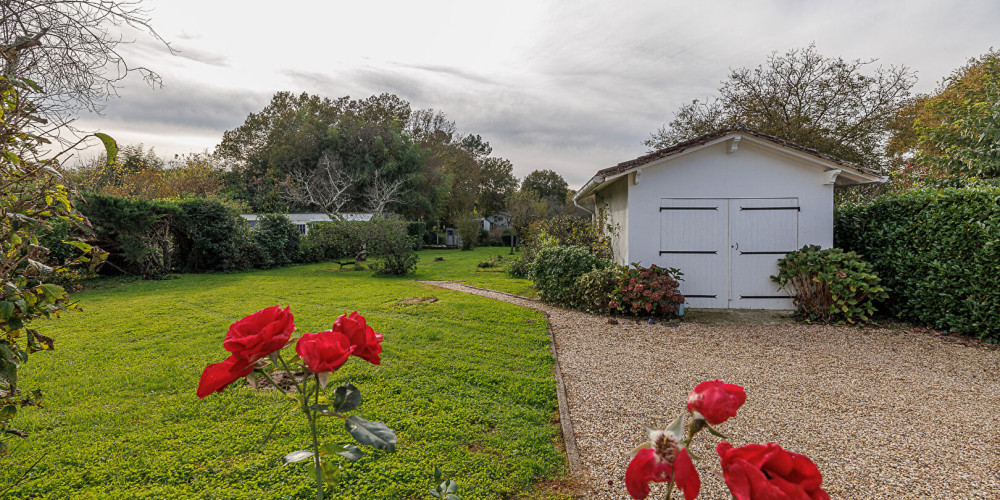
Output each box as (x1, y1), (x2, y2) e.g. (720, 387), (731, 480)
(197, 355), (253, 399)
(674, 448), (701, 500)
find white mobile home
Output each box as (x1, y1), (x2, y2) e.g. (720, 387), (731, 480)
(573, 127), (883, 310)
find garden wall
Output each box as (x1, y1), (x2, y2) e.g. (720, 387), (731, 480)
(835, 187), (1000, 341)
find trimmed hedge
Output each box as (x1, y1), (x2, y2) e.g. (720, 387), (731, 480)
(529, 245), (610, 305)
(835, 187), (1000, 341)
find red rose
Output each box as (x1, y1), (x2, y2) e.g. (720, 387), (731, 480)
(687, 379), (746, 425)
(295, 329), (355, 373)
(333, 311), (383, 365)
(717, 442), (830, 500)
(223, 305), (295, 362)
(197, 354), (254, 399)
(626, 431), (700, 500)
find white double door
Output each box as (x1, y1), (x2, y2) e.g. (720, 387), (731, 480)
(658, 198), (798, 309)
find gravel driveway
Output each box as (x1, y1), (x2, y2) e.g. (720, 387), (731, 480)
(421, 281), (1000, 500)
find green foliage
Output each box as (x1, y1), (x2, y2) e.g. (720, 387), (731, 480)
(521, 214), (612, 263)
(609, 264), (684, 316)
(0, 254), (563, 498)
(572, 265), (626, 314)
(647, 44), (915, 172)
(250, 214), (300, 269)
(173, 199), (254, 273)
(0, 77), (108, 457)
(835, 187), (1000, 340)
(529, 246), (610, 306)
(301, 219), (418, 275)
(367, 219), (419, 276)
(915, 52), (1000, 179)
(521, 170), (569, 210)
(505, 254), (531, 279)
(79, 193), (177, 277)
(454, 213), (481, 251)
(771, 245), (888, 324)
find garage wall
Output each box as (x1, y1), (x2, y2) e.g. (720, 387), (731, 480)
(625, 139), (835, 268)
(595, 176), (629, 264)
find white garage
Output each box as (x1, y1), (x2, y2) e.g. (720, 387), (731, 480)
(572, 127), (883, 310)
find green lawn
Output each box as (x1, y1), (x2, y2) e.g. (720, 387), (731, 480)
(2, 248), (562, 499)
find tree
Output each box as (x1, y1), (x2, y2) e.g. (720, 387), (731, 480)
(521, 169), (568, 212)
(505, 189), (547, 253)
(646, 44), (916, 173)
(0, 1), (168, 130)
(283, 150), (357, 219)
(478, 157), (517, 216)
(911, 50), (1000, 179)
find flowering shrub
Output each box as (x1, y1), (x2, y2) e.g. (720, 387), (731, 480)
(771, 245), (887, 324)
(198, 306), (395, 500)
(572, 265), (626, 314)
(609, 264), (685, 316)
(625, 379), (829, 500)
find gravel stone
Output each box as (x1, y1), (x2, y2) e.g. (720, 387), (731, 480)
(422, 281), (1000, 500)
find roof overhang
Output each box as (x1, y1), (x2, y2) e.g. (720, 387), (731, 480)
(573, 129), (886, 204)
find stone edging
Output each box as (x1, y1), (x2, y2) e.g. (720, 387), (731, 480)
(417, 281), (583, 474)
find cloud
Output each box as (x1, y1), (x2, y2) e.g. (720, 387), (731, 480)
(76, 0), (1000, 188)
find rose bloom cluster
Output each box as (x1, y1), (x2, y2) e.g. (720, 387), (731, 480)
(626, 380), (830, 500)
(197, 306), (383, 398)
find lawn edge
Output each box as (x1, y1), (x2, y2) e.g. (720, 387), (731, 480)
(417, 280), (582, 474)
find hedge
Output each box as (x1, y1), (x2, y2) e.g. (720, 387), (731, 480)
(835, 187), (1000, 341)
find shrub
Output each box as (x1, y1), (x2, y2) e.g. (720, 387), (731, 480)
(835, 187), (1000, 340)
(771, 245), (888, 324)
(521, 214), (612, 263)
(406, 221), (426, 250)
(302, 218), (417, 275)
(572, 265), (626, 314)
(172, 199), (253, 273)
(455, 213), (481, 251)
(529, 245), (610, 305)
(251, 214), (300, 269)
(506, 254), (530, 278)
(368, 218), (419, 276)
(79, 193), (178, 277)
(609, 264), (685, 316)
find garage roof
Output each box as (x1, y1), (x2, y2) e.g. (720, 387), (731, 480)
(575, 125), (886, 201)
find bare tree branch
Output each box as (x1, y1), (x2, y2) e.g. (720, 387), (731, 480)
(365, 168), (406, 216)
(283, 150), (357, 220)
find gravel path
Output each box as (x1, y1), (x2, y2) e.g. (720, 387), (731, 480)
(421, 281), (1000, 500)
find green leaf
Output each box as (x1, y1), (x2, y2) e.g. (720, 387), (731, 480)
(94, 133), (119, 165)
(0, 405), (16, 421)
(332, 383), (361, 413)
(335, 444), (362, 462)
(280, 450), (313, 465)
(0, 302), (13, 321)
(706, 424), (730, 440)
(344, 416), (397, 452)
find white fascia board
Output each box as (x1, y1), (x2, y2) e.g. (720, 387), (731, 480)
(739, 135), (883, 184)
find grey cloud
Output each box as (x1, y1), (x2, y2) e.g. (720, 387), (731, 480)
(84, 82), (268, 133)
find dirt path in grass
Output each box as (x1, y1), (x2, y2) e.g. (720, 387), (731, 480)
(420, 280), (1000, 500)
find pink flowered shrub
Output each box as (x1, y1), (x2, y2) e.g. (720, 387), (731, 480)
(609, 264), (685, 316)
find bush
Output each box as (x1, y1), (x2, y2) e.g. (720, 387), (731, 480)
(406, 221), (426, 250)
(771, 245), (888, 324)
(572, 265), (626, 314)
(455, 213), (481, 251)
(368, 218), (419, 276)
(301, 218), (418, 275)
(79, 193), (178, 277)
(250, 214), (300, 269)
(609, 264), (685, 316)
(506, 254), (530, 278)
(835, 187), (1000, 340)
(172, 199), (253, 273)
(521, 214), (612, 263)
(529, 245), (610, 305)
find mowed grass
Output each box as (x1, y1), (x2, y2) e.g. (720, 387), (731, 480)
(2, 248), (561, 499)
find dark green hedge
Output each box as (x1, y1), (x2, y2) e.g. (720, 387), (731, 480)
(835, 187), (1000, 341)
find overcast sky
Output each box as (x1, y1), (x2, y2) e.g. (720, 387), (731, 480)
(73, 0), (1000, 188)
